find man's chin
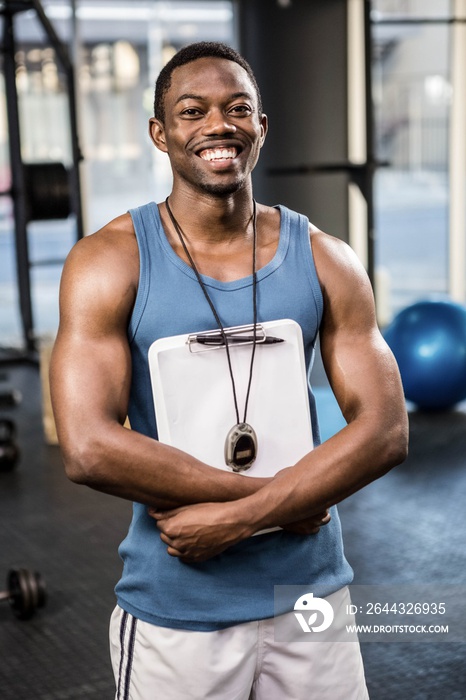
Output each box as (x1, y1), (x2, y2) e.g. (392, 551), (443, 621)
(199, 180), (246, 197)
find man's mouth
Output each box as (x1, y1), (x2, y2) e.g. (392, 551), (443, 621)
(199, 147), (238, 162)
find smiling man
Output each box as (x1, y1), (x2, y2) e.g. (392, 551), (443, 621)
(50, 42), (408, 699)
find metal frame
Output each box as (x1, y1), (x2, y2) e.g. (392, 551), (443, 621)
(0, 0), (84, 354)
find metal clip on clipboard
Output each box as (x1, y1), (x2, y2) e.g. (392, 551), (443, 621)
(186, 323), (284, 353)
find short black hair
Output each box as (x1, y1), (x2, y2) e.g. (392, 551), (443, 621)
(153, 41), (263, 123)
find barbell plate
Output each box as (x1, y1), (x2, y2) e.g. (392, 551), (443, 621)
(8, 568), (35, 620)
(24, 162), (71, 221)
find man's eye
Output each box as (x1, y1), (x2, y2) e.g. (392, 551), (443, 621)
(229, 105), (252, 115)
(181, 108), (202, 117)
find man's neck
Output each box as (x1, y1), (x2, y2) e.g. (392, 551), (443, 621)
(164, 185), (255, 245)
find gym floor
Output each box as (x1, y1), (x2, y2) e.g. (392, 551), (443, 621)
(1, 360), (465, 700)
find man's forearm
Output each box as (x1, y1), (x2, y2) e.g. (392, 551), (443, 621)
(231, 417), (407, 533)
(61, 419), (271, 507)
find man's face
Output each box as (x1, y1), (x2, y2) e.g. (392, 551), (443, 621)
(150, 57), (267, 197)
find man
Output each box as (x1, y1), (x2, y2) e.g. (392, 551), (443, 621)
(50, 42), (408, 699)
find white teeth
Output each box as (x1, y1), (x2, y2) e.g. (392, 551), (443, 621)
(200, 147), (237, 161)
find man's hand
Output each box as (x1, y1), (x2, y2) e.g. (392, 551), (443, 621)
(283, 510), (331, 535)
(148, 502), (332, 562)
(148, 502), (254, 563)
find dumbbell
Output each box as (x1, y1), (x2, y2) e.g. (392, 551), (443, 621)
(0, 568), (47, 620)
(0, 418), (20, 472)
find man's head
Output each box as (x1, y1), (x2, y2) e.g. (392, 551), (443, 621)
(150, 43), (267, 198)
(153, 42), (263, 124)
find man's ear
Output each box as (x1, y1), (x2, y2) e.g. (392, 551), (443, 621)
(259, 113), (268, 147)
(149, 118), (168, 153)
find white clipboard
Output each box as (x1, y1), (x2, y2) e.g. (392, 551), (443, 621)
(148, 319), (313, 478)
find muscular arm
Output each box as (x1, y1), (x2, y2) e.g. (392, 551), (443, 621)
(153, 230), (408, 559)
(50, 215), (269, 508)
(242, 231), (408, 527)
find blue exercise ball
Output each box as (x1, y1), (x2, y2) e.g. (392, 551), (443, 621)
(384, 300), (466, 410)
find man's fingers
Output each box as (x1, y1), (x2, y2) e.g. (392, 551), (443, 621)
(160, 532), (186, 556)
(283, 510), (331, 535)
(148, 508), (165, 519)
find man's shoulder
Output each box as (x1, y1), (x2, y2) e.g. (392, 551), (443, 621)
(74, 212), (135, 253)
(94, 211), (136, 241)
(64, 212), (138, 281)
(310, 228), (371, 296)
(58, 212), (139, 324)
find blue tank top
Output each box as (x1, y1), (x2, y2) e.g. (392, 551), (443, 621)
(115, 202), (353, 630)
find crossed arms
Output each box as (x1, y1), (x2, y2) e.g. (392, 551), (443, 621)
(50, 215), (408, 562)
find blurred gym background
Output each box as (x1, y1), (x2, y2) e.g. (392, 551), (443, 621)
(1, 1), (465, 698)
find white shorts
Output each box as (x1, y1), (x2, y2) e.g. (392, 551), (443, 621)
(110, 586), (369, 700)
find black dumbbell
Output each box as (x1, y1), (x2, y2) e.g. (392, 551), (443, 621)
(0, 568), (47, 620)
(0, 419), (20, 472)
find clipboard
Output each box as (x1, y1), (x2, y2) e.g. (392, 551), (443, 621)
(148, 319), (314, 478)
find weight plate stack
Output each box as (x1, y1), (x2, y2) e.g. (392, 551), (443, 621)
(7, 568), (47, 620)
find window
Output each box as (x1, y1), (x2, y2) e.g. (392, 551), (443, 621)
(372, 0), (453, 321)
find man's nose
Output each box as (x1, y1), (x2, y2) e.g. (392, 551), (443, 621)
(203, 109), (236, 135)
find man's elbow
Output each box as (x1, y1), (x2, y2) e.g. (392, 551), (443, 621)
(60, 435), (104, 487)
(381, 417), (409, 472)
(389, 426), (409, 467)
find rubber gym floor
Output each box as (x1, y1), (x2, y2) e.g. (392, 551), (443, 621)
(1, 359), (465, 700)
